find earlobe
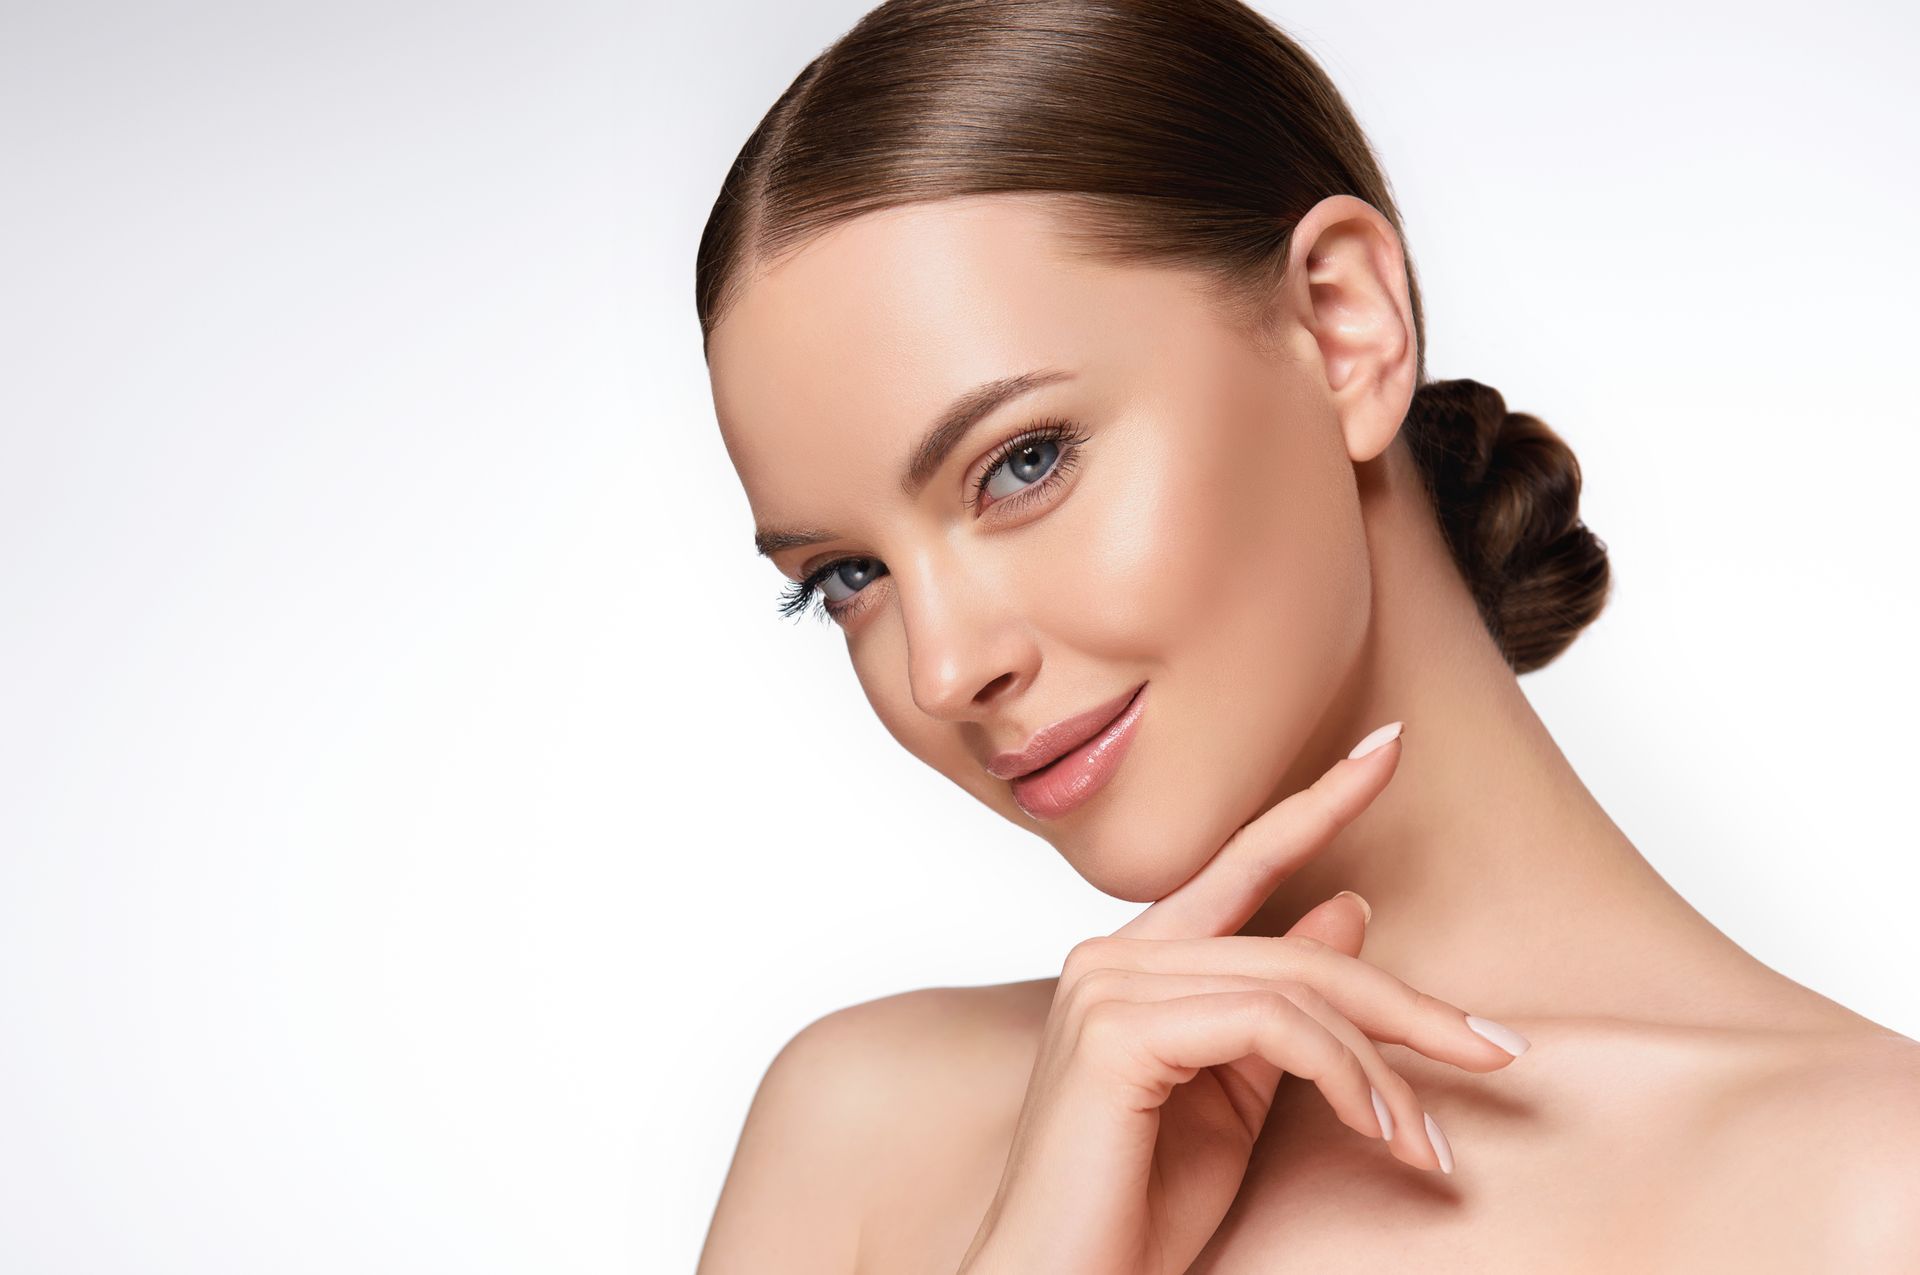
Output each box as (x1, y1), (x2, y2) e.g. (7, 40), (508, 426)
(1285, 194), (1419, 465)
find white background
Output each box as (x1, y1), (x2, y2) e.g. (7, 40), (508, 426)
(2, 1), (1915, 1271)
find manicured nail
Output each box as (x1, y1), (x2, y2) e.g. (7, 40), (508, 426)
(1334, 890), (1372, 921)
(1424, 1111), (1454, 1174)
(1465, 1014), (1530, 1057)
(1370, 1086), (1394, 1141)
(1347, 720), (1403, 760)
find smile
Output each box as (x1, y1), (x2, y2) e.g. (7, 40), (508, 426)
(1008, 681), (1148, 820)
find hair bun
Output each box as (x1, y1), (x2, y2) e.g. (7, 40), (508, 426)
(1402, 378), (1612, 673)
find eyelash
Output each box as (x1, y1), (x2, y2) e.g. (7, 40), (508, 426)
(776, 416), (1090, 625)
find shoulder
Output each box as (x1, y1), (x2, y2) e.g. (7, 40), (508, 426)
(775, 977), (1055, 1125)
(1508, 1016), (1920, 1268)
(1772, 1029), (1920, 1267)
(698, 980), (1053, 1274)
(1701, 1026), (1920, 1269)
(795, 976), (1057, 1074)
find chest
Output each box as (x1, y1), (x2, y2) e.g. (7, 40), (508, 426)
(1189, 1054), (1832, 1275)
(855, 1037), (1828, 1275)
(1180, 1071), (1674, 1273)
(857, 1097), (1690, 1275)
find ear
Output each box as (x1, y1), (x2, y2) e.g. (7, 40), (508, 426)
(1278, 194), (1419, 465)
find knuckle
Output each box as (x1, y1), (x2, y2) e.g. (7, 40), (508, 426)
(1058, 937), (1109, 988)
(1255, 994), (1331, 1069)
(1315, 1029), (1355, 1077)
(1278, 981), (1332, 1016)
(1076, 998), (1132, 1056)
(1257, 987), (1305, 1031)
(1267, 978), (1312, 1003)
(1058, 963), (1129, 1026)
(1073, 965), (1130, 1004)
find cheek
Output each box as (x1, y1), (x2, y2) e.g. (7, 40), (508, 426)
(1204, 407), (1371, 787)
(1050, 383), (1367, 678)
(1046, 387), (1372, 899)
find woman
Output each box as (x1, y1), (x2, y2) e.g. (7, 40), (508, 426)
(692, 1), (1920, 1270)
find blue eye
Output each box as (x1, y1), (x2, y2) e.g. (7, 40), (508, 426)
(967, 418), (1087, 514)
(981, 437), (1059, 503)
(773, 417), (1089, 625)
(817, 558), (884, 612)
(777, 556), (889, 624)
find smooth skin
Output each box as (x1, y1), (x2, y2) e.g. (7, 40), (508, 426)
(699, 192), (1920, 1272)
(955, 727), (1516, 1275)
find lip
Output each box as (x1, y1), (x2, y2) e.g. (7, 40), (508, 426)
(1003, 682), (1148, 821)
(988, 681), (1147, 780)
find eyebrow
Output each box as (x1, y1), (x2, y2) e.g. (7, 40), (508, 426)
(752, 367), (1075, 560)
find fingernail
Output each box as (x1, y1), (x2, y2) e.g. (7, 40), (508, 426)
(1334, 890), (1373, 922)
(1423, 1111), (1454, 1174)
(1465, 1014), (1530, 1057)
(1347, 720), (1403, 760)
(1369, 1086), (1394, 1140)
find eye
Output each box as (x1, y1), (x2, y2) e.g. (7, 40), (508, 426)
(777, 556), (889, 624)
(817, 557), (884, 605)
(983, 436), (1060, 501)
(773, 417), (1088, 626)
(967, 418), (1089, 515)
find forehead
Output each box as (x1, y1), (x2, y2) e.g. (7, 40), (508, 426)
(705, 196), (1221, 534)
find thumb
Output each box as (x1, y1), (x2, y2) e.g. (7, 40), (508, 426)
(1283, 890), (1371, 957)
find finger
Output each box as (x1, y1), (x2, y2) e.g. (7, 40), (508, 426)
(1115, 721), (1404, 942)
(1282, 890), (1371, 958)
(1274, 977), (1448, 1172)
(1059, 967), (1285, 1123)
(1075, 988), (1395, 1156)
(1061, 932), (1527, 1073)
(1058, 967), (1442, 1169)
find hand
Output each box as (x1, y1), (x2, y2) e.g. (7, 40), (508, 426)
(955, 722), (1529, 1275)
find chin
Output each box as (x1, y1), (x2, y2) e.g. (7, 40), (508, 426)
(1070, 841), (1210, 904)
(1048, 795), (1223, 904)
(1059, 730), (1285, 903)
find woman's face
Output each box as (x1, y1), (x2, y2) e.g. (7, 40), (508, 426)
(706, 194), (1376, 902)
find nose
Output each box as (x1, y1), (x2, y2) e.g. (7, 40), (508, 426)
(893, 544), (1037, 722)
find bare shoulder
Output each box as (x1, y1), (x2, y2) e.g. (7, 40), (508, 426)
(1766, 1028), (1920, 1265)
(809, 975), (1057, 1069)
(783, 976), (1055, 1111)
(697, 979), (1054, 1275)
(819, 979), (1057, 1274)
(1692, 1024), (1920, 1269)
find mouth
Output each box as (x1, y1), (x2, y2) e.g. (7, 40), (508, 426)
(1006, 681), (1148, 821)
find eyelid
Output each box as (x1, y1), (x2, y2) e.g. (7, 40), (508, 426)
(965, 416), (1086, 513)
(786, 420), (1061, 575)
(966, 419), (1049, 492)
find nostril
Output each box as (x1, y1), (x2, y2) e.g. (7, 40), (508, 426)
(974, 671), (1020, 706)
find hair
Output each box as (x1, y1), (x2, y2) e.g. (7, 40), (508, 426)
(696, 0), (1610, 674)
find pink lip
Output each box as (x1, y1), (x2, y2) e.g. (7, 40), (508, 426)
(1005, 682), (1148, 821)
(987, 681), (1147, 780)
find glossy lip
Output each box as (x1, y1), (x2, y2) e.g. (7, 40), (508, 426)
(1010, 682), (1147, 821)
(987, 681), (1149, 781)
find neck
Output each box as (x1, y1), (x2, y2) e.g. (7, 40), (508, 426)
(1234, 445), (1816, 1031)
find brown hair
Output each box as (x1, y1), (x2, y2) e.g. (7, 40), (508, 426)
(696, 0), (1610, 673)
